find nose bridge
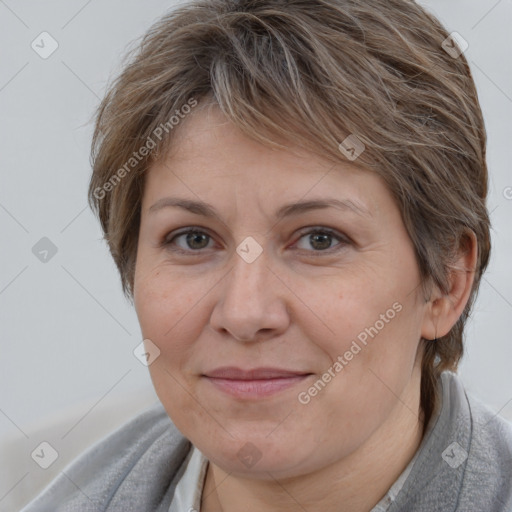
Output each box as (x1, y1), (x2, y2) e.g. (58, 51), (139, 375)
(210, 242), (288, 341)
(225, 245), (270, 307)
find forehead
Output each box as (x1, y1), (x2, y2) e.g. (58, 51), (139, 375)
(162, 104), (327, 170)
(143, 105), (390, 221)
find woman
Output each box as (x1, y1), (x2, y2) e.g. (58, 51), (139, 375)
(22, 0), (512, 510)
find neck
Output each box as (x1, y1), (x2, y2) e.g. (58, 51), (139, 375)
(201, 369), (424, 512)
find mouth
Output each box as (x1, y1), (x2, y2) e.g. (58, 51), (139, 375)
(202, 367), (314, 399)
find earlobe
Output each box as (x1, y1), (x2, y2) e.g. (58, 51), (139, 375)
(421, 230), (478, 341)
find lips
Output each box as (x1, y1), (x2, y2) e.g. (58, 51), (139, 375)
(204, 367), (311, 380)
(202, 367), (313, 399)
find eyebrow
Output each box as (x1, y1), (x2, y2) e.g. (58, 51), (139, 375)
(148, 197), (372, 220)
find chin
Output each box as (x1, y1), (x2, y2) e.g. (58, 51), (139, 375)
(196, 427), (318, 476)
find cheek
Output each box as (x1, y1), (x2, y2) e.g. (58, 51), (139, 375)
(305, 261), (422, 407)
(134, 266), (206, 366)
(306, 273), (392, 355)
(134, 270), (210, 432)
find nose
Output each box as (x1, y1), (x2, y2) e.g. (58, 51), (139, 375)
(209, 246), (290, 342)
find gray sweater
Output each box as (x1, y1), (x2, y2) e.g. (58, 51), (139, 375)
(21, 372), (512, 511)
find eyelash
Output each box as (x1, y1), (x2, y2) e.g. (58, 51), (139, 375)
(161, 226), (350, 256)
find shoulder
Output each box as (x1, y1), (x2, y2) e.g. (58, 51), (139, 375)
(21, 402), (192, 512)
(437, 372), (512, 511)
(392, 372), (512, 512)
(462, 384), (512, 510)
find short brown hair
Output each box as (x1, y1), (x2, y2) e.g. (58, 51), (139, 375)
(89, 0), (491, 432)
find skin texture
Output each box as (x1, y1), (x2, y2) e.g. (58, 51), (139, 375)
(133, 105), (477, 512)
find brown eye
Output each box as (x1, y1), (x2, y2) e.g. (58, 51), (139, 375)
(294, 228), (348, 253)
(183, 231), (210, 250)
(164, 229), (214, 252)
(308, 232), (333, 250)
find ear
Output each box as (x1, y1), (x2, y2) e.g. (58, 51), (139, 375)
(421, 230), (478, 340)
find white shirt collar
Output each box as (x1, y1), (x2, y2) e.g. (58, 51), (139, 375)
(169, 445), (208, 512)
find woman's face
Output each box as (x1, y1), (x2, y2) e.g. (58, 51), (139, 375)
(134, 106), (430, 479)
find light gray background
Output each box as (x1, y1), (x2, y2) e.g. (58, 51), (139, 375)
(1, 0), (511, 510)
